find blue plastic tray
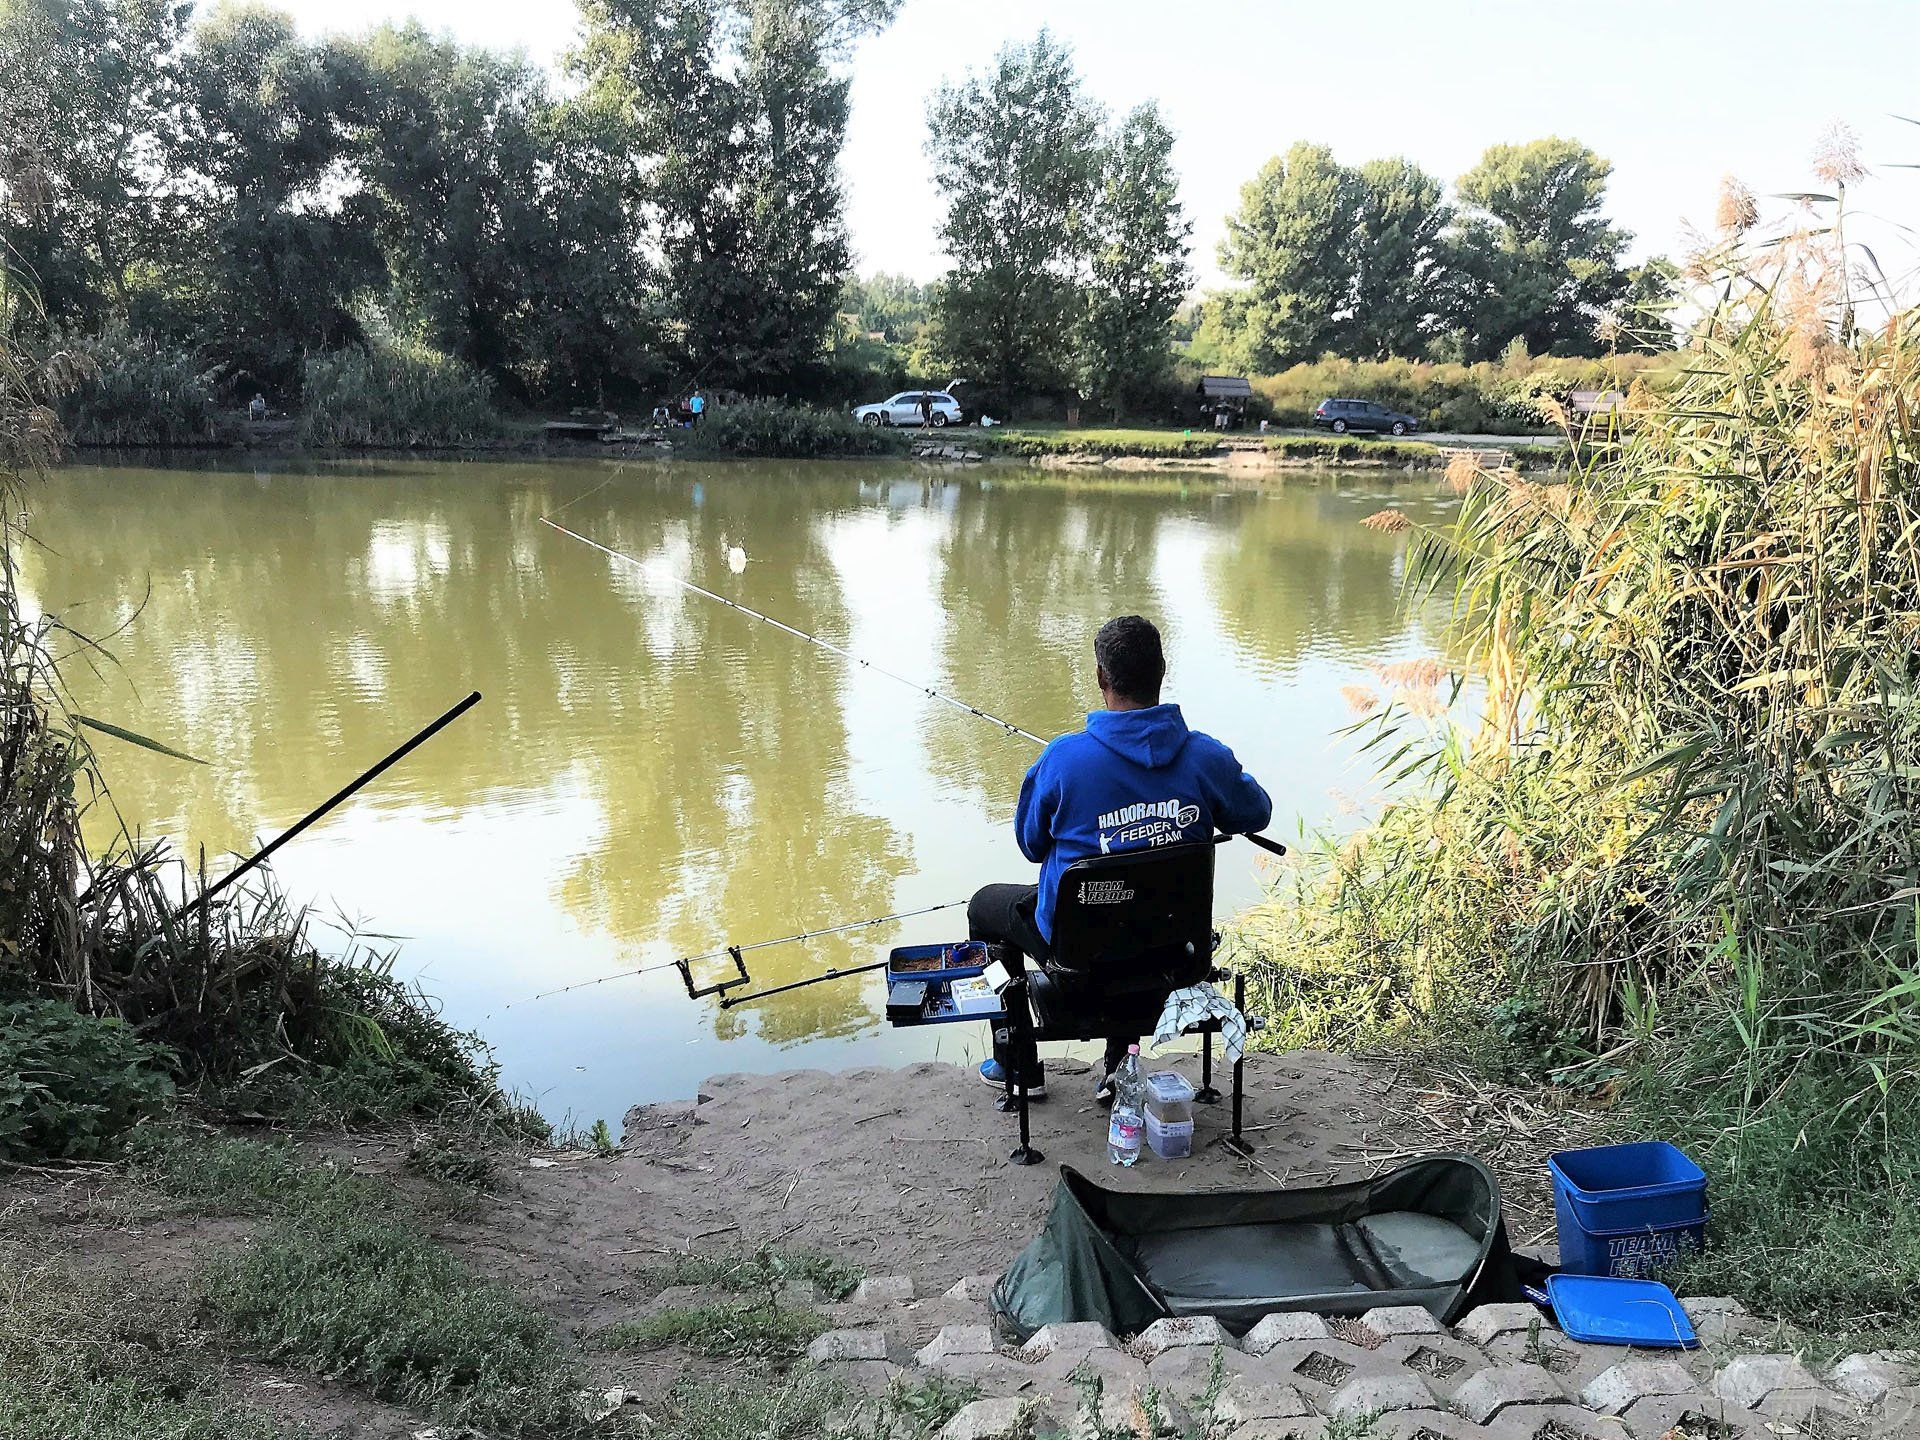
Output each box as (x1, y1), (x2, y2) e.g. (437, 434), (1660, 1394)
(1546, 1274), (1699, 1349)
(887, 942), (991, 986)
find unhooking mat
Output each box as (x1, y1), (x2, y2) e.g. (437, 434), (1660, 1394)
(990, 1154), (1526, 1339)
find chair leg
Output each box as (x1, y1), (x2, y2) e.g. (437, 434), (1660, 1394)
(1220, 972), (1254, 1156)
(997, 976), (1042, 1165)
(1195, 1027), (1221, 1105)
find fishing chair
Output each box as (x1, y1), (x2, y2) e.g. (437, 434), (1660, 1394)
(994, 838), (1261, 1166)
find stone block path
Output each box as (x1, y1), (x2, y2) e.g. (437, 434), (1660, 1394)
(797, 1280), (1920, 1439)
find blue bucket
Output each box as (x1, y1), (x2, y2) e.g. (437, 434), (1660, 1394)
(1549, 1141), (1707, 1279)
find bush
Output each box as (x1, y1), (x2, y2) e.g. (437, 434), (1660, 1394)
(0, 1000), (174, 1161)
(1241, 204), (1920, 1343)
(1250, 352), (1674, 433)
(298, 342), (504, 449)
(679, 401), (911, 459)
(53, 325), (220, 446)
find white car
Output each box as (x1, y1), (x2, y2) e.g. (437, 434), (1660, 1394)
(853, 391), (964, 427)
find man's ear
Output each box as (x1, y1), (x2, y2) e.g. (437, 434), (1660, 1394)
(1095, 665), (1111, 693)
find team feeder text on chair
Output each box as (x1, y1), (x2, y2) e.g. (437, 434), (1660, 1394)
(993, 836), (1262, 1165)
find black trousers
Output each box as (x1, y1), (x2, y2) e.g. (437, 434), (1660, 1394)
(968, 883), (1137, 1078)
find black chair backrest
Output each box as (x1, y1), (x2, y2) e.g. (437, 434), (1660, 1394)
(1047, 842), (1215, 996)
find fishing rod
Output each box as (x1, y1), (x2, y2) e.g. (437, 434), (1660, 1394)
(539, 517), (1046, 743)
(500, 898), (968, 1010)
(716, 830), (1287, 1012)
(173, 690), (483, 922)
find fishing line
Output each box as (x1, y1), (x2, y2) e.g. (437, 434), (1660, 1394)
(539, 516), (1049, 745)
(500, 899), (966, 1010)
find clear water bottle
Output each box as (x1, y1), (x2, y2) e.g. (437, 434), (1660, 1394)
(1107, 1045), (1145, 1167)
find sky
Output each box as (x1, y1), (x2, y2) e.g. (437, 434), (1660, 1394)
(270, 0), (1919, 292)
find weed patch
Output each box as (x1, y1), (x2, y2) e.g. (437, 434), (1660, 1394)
(200, 1206), (592, 1433)
(599, 1300), (829, 1364)
(0, 1000), (175, 1161)
(0, 1251), (281, 1440)
(637, 1245), (864, 1302)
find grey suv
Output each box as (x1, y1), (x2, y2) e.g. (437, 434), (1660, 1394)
(1312, 398), (1418, 436)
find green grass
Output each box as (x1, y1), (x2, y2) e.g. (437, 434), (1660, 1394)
(599, 1301), (830, 1364)
(977, 423), (1444, 466)
(0, 1252), (286, 1440)
(637, 1246), (865, 1302)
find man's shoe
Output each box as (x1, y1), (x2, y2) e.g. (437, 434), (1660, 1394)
(978, 1058), (1046, 1098)
(1094, 1071), (1117, 1107)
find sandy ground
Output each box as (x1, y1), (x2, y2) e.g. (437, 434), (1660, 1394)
(462, 1050), (1592, 1338)
(2, 1049), (1597, 1436)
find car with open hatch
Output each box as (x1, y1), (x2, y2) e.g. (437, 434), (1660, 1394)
(1312, 398), (1419, 436)
(853, 390), (965, 427)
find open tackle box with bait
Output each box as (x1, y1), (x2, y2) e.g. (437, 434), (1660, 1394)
(886, 941), (1006, 1026)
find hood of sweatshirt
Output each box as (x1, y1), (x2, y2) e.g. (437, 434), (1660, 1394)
(1084, 703), (1192, 769)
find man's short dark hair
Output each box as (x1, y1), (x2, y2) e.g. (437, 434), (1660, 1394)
(1094, 615), (1165, 703)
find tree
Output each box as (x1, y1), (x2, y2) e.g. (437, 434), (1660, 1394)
(924, 30), (1103, 406)
(1615, 257), (1680, 353)
(166, 3), (371, 390)
(1214, 141), (1361, 370)
(1078, 102), (1190, 417)
(0, 0), (192, 327)
(1444, 137), (1630, 358)
(1343, 157), (1449, 360)
(338, 24), (653, 401)
(575, 0), (893, 392)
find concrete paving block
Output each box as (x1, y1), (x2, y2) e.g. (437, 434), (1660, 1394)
(1256, 1337), (1391, 1397)
(1713, 1354), (1821, 1410)
(938, 1397), (1037, 1440)
(929, 1352), (1046, 1390)
(1756, 1389), (1869, 1436)
(1372, 1411), (1498, 1440)
(1031, 1345), (1149, 1393)
(852, 1274), (916, 1305)
(1487, 1402), (1630, 1438)
(1871, 1390), (1920, 1440)
(1615, 1393), (1774, 1440)
(1379, 1334), (1489, 1395)
(1362, 1305), (1447, 1339)
(1330, 1372), (1438, 1418)
(820, 1359), (904, 1393)
(945, 1274), (999, 1303)
(1582, 1359), (1703, 1415)
(1020, 1321), (1120, 1363)
(1243, 1312), (1334, 1354)
(1067, 1382), (1188, 1440)
(1136, 1314), (1241, 1359)
(1461, 1303), (1555, 1347)
(1831, 1353), (1920, 1405)
(1146, 1344), (1265, 1399)
(915, 1324), (998, 1369)
(1227, 1422), (1327, 1440)
(1211, 1379), (1316, 1425)
(808, 1327), (890, 1363)
(1454, 1364), (1569, 1424)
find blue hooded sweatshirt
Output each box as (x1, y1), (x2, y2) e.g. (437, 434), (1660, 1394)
(1016, 703), (1273, 941)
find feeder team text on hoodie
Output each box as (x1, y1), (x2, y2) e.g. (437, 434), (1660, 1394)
(1015, 703), (1273, 941)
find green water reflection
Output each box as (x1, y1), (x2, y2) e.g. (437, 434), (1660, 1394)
(25, 456), (1455, 1122)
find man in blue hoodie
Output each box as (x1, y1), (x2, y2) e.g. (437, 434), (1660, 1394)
(971, 614), (1272, 1101)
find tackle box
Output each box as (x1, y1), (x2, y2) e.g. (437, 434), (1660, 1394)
(887, 941), (992, 985)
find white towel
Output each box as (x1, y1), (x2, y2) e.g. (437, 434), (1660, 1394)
(1151, 982), (1247, 1063)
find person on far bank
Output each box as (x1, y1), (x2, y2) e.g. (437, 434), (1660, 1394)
(969, 614), (1271, 1102)
(689, 390), (705, 425)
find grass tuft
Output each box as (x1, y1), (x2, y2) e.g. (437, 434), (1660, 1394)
(599, 1300), (829, 1364)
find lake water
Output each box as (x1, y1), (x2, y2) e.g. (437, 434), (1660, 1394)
(25, 456), (1456, 1125)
